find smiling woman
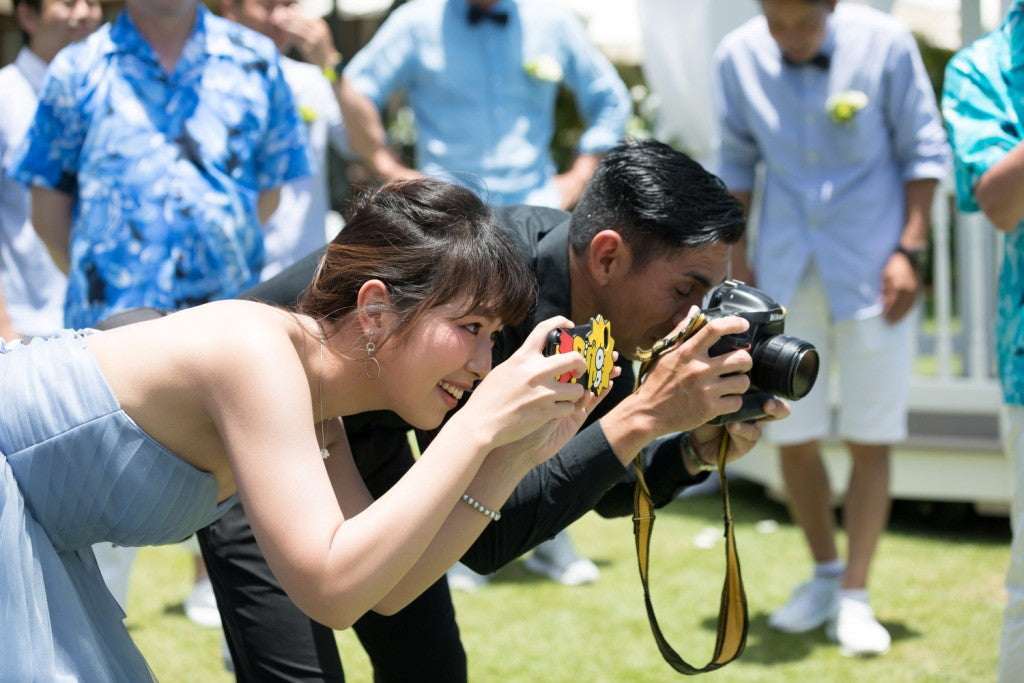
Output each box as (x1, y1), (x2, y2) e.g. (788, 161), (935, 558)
(0, 178), (602, 681)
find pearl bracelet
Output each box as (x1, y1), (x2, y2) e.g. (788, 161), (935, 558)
(461, 493), (501, 522)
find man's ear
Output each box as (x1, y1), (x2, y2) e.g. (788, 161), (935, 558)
(586, 230), (632, 285)
(355, 279), (393, 341)
(14, 2), (39, 37)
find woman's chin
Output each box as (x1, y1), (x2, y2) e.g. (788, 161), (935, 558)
(400, 410), (446, 432)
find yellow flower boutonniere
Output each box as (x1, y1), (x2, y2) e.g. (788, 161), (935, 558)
(298, 105), (317, 125)
(826, 90), (869, 125)
(524, 55), (563, 83)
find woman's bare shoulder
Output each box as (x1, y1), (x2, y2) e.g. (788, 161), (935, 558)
(87, 301), (307, 391)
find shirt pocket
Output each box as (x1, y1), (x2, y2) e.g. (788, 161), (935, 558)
(828, 102), (883, 165)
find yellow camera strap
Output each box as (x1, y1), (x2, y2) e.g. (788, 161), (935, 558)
(631, 314), (748, 674)
(631, 436), (747, 674)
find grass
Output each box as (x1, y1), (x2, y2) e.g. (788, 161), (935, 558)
(128, 479), (1008, 682)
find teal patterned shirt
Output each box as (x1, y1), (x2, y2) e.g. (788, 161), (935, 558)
(10, 6), (311, 328)
(942, 1), (1024, 405)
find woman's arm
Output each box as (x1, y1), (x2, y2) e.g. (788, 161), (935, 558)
(214, 317), (588, 628)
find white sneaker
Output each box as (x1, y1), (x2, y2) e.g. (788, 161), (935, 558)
(522, 533), (599, 586)
(826, 596), (891, 656)
(768, 576), (840, 632)
(184, 577), (222, 628)
(446, 562), (490, 592)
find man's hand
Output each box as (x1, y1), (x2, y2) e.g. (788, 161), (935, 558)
(685, 397), (790, 474)
(881, 250), (921, 323)
(600, 309), (755, 464)
(278, 6), (337, 70)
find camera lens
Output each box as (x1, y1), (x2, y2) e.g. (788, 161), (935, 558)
(750, 334), (819, 400)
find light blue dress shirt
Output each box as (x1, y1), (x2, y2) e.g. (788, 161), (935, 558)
(942, 2), (1024, 406)
(714, 3), (949, 322)
(343, 0), (631, 207)
(10, 6), (311, 328)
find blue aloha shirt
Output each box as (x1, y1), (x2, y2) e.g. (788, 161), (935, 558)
(10, 6), (311, 328)
(942, 0), (1024, 405)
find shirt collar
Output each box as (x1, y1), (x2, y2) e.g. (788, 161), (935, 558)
(14, 46), (49, 93)
(106, 4), (210, 67)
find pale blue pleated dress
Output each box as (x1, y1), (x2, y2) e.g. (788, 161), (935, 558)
(0, 331), (238, 681)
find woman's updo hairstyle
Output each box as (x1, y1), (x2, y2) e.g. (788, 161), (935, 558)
(297, 179), (537, 348)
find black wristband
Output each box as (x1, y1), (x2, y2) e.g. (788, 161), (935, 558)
(894, 245), (925, 271)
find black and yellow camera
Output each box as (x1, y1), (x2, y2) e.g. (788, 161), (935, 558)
(696, 280), (819, 425)
(543, 314), (615, 396)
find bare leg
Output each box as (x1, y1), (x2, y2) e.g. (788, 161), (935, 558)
(779, 440), (839, 565)
(841, 442), (891, 590)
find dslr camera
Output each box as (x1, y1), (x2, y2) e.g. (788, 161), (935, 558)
(699, 280), (820, 425)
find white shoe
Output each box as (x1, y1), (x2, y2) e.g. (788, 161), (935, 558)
(523, 533), (599, 586)
(826, 596), (891, 656)
(768, 576), (840, 633)
(446, 562), (490, 592)
(184, 577), (222, 628)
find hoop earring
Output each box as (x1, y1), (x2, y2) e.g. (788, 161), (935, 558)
(364, 339), (381, 381)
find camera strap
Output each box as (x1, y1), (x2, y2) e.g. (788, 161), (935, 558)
(631, 318), (749, 674)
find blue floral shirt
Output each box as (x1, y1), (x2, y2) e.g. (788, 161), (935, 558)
(10, 6), (311, 328)
(942, 1), (1024, 405)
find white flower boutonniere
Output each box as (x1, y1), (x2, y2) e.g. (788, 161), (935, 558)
(524, 55), (563, 83)
(298, 105), (317, 125)
(826, 90), (869, 125)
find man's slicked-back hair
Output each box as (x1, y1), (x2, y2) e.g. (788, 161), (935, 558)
(569, 138), (745, 270)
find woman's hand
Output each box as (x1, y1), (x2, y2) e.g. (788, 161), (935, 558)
(492, 358), (620, 469)
(455, 317), (590, 451)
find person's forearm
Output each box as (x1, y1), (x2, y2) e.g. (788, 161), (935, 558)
(375, 442), (538, 607)
(30, 185), (72, 274)
(335, 77), (418, 180)
(556, 153), (601, 210)
(306, 416), (494, 626)
(592, 434), (707, 518)
(975, 141), (1024, 232)
(258, 187), (281, 225)
(901, 177), (937, 248)
(459, 422), (626, 573)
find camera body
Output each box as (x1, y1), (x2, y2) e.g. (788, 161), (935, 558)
(702, 280), (819, 425)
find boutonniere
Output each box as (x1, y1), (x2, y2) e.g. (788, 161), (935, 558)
(826, 90), (869, 124)
(298, 105), (317, 125)
(524, 55), (563, 83)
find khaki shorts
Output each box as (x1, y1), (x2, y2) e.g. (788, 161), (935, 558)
(765, 267), (914, 446)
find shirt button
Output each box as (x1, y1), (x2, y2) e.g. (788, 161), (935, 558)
(806, 150), (818, 164)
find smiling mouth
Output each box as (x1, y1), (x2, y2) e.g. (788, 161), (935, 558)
(438, 380), (465, 402)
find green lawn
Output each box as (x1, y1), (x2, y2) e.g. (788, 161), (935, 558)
(128, 479), (1008, 682)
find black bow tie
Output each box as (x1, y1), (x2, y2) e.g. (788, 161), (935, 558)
(468, 4), (509, 26)
(783, 52), (831, 70)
